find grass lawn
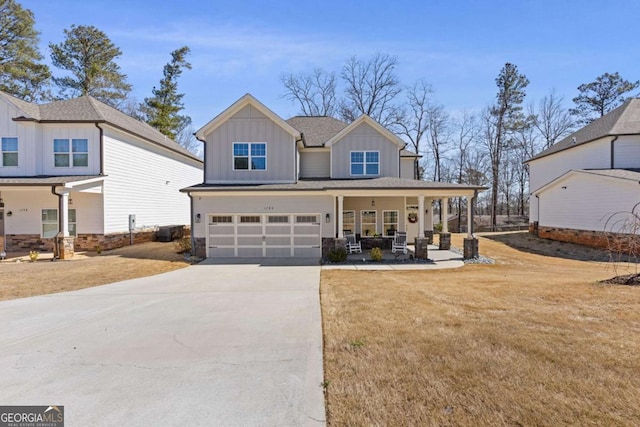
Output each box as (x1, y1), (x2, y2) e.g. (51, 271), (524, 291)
(321, 232), (640, 426)
(0, 242), (190, 301)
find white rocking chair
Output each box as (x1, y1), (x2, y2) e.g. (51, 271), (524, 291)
(345, 233), (362, 254)
(391, 231), (408, 255)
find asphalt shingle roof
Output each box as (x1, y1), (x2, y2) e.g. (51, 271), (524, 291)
(286, 116), (348, 147)
(0, 91), (201, 162)
(580, 168), (640, 182)
(528, 98), (640, 162)
(182, 177), (485, 192)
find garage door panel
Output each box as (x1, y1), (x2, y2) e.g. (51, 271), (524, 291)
(265, 236), (291, 246)
(209, 247), (234, 257)
(238, 225), (261, 234)
(294, 236), (318, 246)
(209, 224), (234, 234)
(238, 247), (263, 257)
(238, 236), (262, 245)
(266, 247), (291, 257)
(210, 236), (235, 246)
(266, 225), (290, 234)
(294, 247), (321, 257)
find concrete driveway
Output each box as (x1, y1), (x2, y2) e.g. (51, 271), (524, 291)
(0, 260), (325, 426)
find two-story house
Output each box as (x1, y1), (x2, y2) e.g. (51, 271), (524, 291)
(0, 91), (203, 257)
(182, 94), (483, 259)
(527, 98), (640, 247)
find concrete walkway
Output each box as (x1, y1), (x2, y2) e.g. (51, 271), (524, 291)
(0, 263), (325, 426)
(323, 245), (465, 270)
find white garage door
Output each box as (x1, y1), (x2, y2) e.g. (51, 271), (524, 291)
(207, 214), (321, 258)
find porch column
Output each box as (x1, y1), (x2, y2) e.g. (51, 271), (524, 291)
(60, 191), (70, 237)
(442, 198), (449, 233)
(467, 194), (473, 238)
(337, 195), (344, 238)
(418, 195), (425, 236)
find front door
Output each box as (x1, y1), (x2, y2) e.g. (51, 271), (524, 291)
(405, 205), (419, 242)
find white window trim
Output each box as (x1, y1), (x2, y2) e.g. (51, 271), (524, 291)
(1, 137), (19, 167)
(360, 210), (377, 237)
(342, 210), (356, 235)
(232, 142), (267, 171)
(383, 210), (399, 237)
(53, 138), (89, 168)
(41, 208), (77, 237)
(350, 150), (380, 177)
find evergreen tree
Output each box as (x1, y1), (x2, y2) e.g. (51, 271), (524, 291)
(141, 46), (192, 141)
(571, 72), (639, 124)
(49, 25), (131, 106)
(0, 0), (51, 101)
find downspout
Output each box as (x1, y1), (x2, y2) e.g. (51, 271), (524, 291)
(610, 135), (618, 169)
(195, 134), (207, 184)
(95, 123), (105, 175)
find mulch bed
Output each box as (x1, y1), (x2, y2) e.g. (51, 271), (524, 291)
(601, 273), (640, 286)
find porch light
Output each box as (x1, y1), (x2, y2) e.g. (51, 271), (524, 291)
(371, 198), (375, 207)
(325, 213), (330, 223)
(69, 198), (73, 205)
(195, 213), (201, 223)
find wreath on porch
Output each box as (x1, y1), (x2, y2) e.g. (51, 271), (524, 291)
(408, 212), (418, 223)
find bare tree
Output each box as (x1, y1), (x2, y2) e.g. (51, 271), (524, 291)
(281, 68), (337, 116)
(534, 89), (575, 150)
(394, 80), (433, 179)
(339, 53), (402, 126)
(486, 63), (530, 229)
(425, 102), (451, 183)
(175, 124), (201, 156)
(452, 111), (479, 222)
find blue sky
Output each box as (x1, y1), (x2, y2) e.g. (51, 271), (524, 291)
(20, 0), (640, 128)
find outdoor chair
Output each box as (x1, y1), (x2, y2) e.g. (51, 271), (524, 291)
(345, 233), (362, 254)
(391, 231), (408, 255)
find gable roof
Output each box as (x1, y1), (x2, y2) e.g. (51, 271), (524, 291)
(0, 91), (201, 162)
(286, 116), (348, 147)
(195, 93), (300, 140)
(528, 98), (640, 162)
(324, 114), (406, 148)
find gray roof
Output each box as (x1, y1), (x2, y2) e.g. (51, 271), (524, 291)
(528, 98), (640, 162)
(0, 175), (103, 186)
(286, 116), (348, 147)
(580, 168), (640, 182)
(182, 177), (485, 192)
(0, 91), (201, 163)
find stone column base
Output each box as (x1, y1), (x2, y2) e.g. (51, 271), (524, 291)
(423, 230), (434, 245)
(463, 237), (479, 259)
(57, 236), (75, 259)
(415, 237), (429, 259)
(439, 232), (451, 250)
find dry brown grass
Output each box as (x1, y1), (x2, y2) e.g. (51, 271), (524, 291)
(321, 232), (640, 426)
(0, 242), (189, 301)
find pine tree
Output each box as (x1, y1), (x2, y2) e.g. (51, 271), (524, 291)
(141, 46), (192, 141)
(0, 0), (51, 101)
(49, 25), (131, 106)
(570, 72), (639, 124)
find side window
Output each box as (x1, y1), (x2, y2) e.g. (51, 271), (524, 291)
(54, 138), (89, 167)
(1, 137), (18, 167)
(233, 142), (267, 171)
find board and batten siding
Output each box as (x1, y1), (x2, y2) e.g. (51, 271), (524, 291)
(39, 124), (100, 176)
(538, 173), (639, 233)
(528, 138), (611, 192)
(299, 150), (330, 178)
(400, 158), (416, 179)
(192, 194), (334, 239)
(0, 98), (38, 176)
(204, 105), (296, 183)
(102, 127), (202, 234)
(613, 136), (640, 169)
(330, 122), (400, 179)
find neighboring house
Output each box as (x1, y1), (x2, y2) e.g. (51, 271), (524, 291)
(527, 98), (640, 247)
(0, 91), (203, 257)
(182, 94), (484, 259)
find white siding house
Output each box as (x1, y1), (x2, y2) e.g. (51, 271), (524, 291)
(183, 94), (483, 260)
(0, 91), (203, 256)
(527, 99), (640, 246)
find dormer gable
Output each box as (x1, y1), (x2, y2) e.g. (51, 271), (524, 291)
(325, 115), (405, 148)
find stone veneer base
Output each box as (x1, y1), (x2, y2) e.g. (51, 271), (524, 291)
(536, 225), (639, 253)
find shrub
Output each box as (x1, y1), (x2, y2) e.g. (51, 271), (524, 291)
(434, 222), (443, 232)
(328, 247), (347, 263)
(370, 247), (383, 262)
(29, 250), (39, 261)
(174, 236), (192, 254)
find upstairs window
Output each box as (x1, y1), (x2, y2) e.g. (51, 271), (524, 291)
(233, 142), (266, 171)
(1, 137), (18, 167)
(350, 151), (379, 176)
(54, 138), (88, 167)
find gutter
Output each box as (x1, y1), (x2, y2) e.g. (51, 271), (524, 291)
(95, 123), (105, 175)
